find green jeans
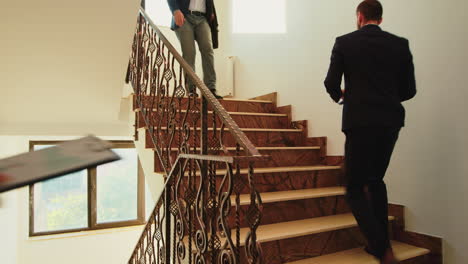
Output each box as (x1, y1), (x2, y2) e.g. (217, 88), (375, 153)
(175, 14), (217, 93)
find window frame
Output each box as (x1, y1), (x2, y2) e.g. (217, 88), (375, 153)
(28, 140), (145, 237)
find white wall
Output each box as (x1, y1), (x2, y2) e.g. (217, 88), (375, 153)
(222, 0), (468, 263)
(0, 139), (22, 264)
(0, 136), (146, 264)
(0, 181), (19, 264)
(0, 0), (141, 136)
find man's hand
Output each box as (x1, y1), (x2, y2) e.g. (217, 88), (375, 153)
(174, 10), (185, 27)
(338, 89), (345, 105)
(338, 96), (344, 105)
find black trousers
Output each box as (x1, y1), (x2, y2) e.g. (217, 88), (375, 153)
(344, 126), (400, 259)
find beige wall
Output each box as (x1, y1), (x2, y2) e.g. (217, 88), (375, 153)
(222, 0), (468, 263)
(0, 0), (141, 136)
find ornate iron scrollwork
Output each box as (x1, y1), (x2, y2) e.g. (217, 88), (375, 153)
(127, 8), (264, 264)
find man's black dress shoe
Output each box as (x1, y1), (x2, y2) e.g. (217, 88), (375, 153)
(213, 93), (223, 99)
(188, 91), (199, 97)
(209, 90), (223, 99)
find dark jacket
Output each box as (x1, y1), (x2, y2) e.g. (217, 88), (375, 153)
(167, 0), (219, 49)
(324, 25), (416, 131)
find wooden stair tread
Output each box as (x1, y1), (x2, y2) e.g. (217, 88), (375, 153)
(158, 165), (341, 176)
(151, 127), (302, 132)
(137, 108), (286, 117)
(234, 213), (395, 246)
(285, 241), (430, 264)
(220, 98), (273, 103)
(184, 213), (395, 247)
(240, 165), (341, 174)
(167, 146), (321, 151)
(135, 94), (273, 103)
(227, 111), (285, 116)
(234, 187), (346, 205)
(253, 146), (320, 150)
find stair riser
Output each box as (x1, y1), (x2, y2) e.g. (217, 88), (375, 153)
(135, 96), (276, 113)
(230, 196), (349, 228)
(252, 170), (344, 193)
(174, 170), (343, 196)
(237, 149), (322, 167)
(153, 149), (323, 172)
(145, 129), (305, 149)
(137, 112), (290, 129)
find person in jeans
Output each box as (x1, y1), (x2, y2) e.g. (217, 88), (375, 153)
(167, 0), (222, 99)
(324, 1), (416, 263)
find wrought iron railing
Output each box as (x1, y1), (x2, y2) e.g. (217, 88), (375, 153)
(127, 8), (265, 264)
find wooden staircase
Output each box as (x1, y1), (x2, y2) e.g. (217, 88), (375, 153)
(134, 93), (439, 263)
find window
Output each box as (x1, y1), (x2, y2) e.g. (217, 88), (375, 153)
(233, 0), (286, 34)
(146, 0), (173, 28)
(29, 141), (145, 236)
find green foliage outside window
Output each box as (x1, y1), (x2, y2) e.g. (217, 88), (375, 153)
(30, 141), (145, 236)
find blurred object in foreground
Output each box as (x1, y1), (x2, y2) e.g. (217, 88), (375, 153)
(0, 136), (120, 193)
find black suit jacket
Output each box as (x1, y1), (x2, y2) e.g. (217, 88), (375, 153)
(167, 0), (219, 49)
(324, 25), (416, 131)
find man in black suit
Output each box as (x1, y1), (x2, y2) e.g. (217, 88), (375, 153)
(167, 0), (222, 99)
(324, 1), (416, 263)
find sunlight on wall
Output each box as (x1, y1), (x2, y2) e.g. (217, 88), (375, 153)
(233, 0), (286, 34)
(146, 0), (172, 27)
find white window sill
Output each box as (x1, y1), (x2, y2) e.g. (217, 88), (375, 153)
(28, 224), (146, 241)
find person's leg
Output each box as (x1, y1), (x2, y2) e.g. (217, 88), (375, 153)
(193, 17), (217, 94)
(367, 127), (400, 260)
(175, 19), (197, 94)
(344, 128), (388, 259)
